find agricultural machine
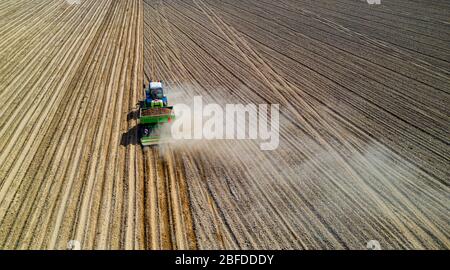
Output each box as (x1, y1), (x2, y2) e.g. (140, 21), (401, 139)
(138, 81), (175, 147)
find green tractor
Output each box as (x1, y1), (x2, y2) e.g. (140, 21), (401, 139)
(138, 81), (175, 147)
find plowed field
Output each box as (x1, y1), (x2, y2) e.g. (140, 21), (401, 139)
(0, 0), (448, 249)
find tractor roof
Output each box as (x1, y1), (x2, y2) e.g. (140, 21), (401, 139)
(150, 81), (163, 89)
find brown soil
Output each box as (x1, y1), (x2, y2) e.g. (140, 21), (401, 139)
(0, 0), (448, 250)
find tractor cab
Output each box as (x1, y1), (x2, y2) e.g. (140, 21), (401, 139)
(145, 81), (167, 107)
